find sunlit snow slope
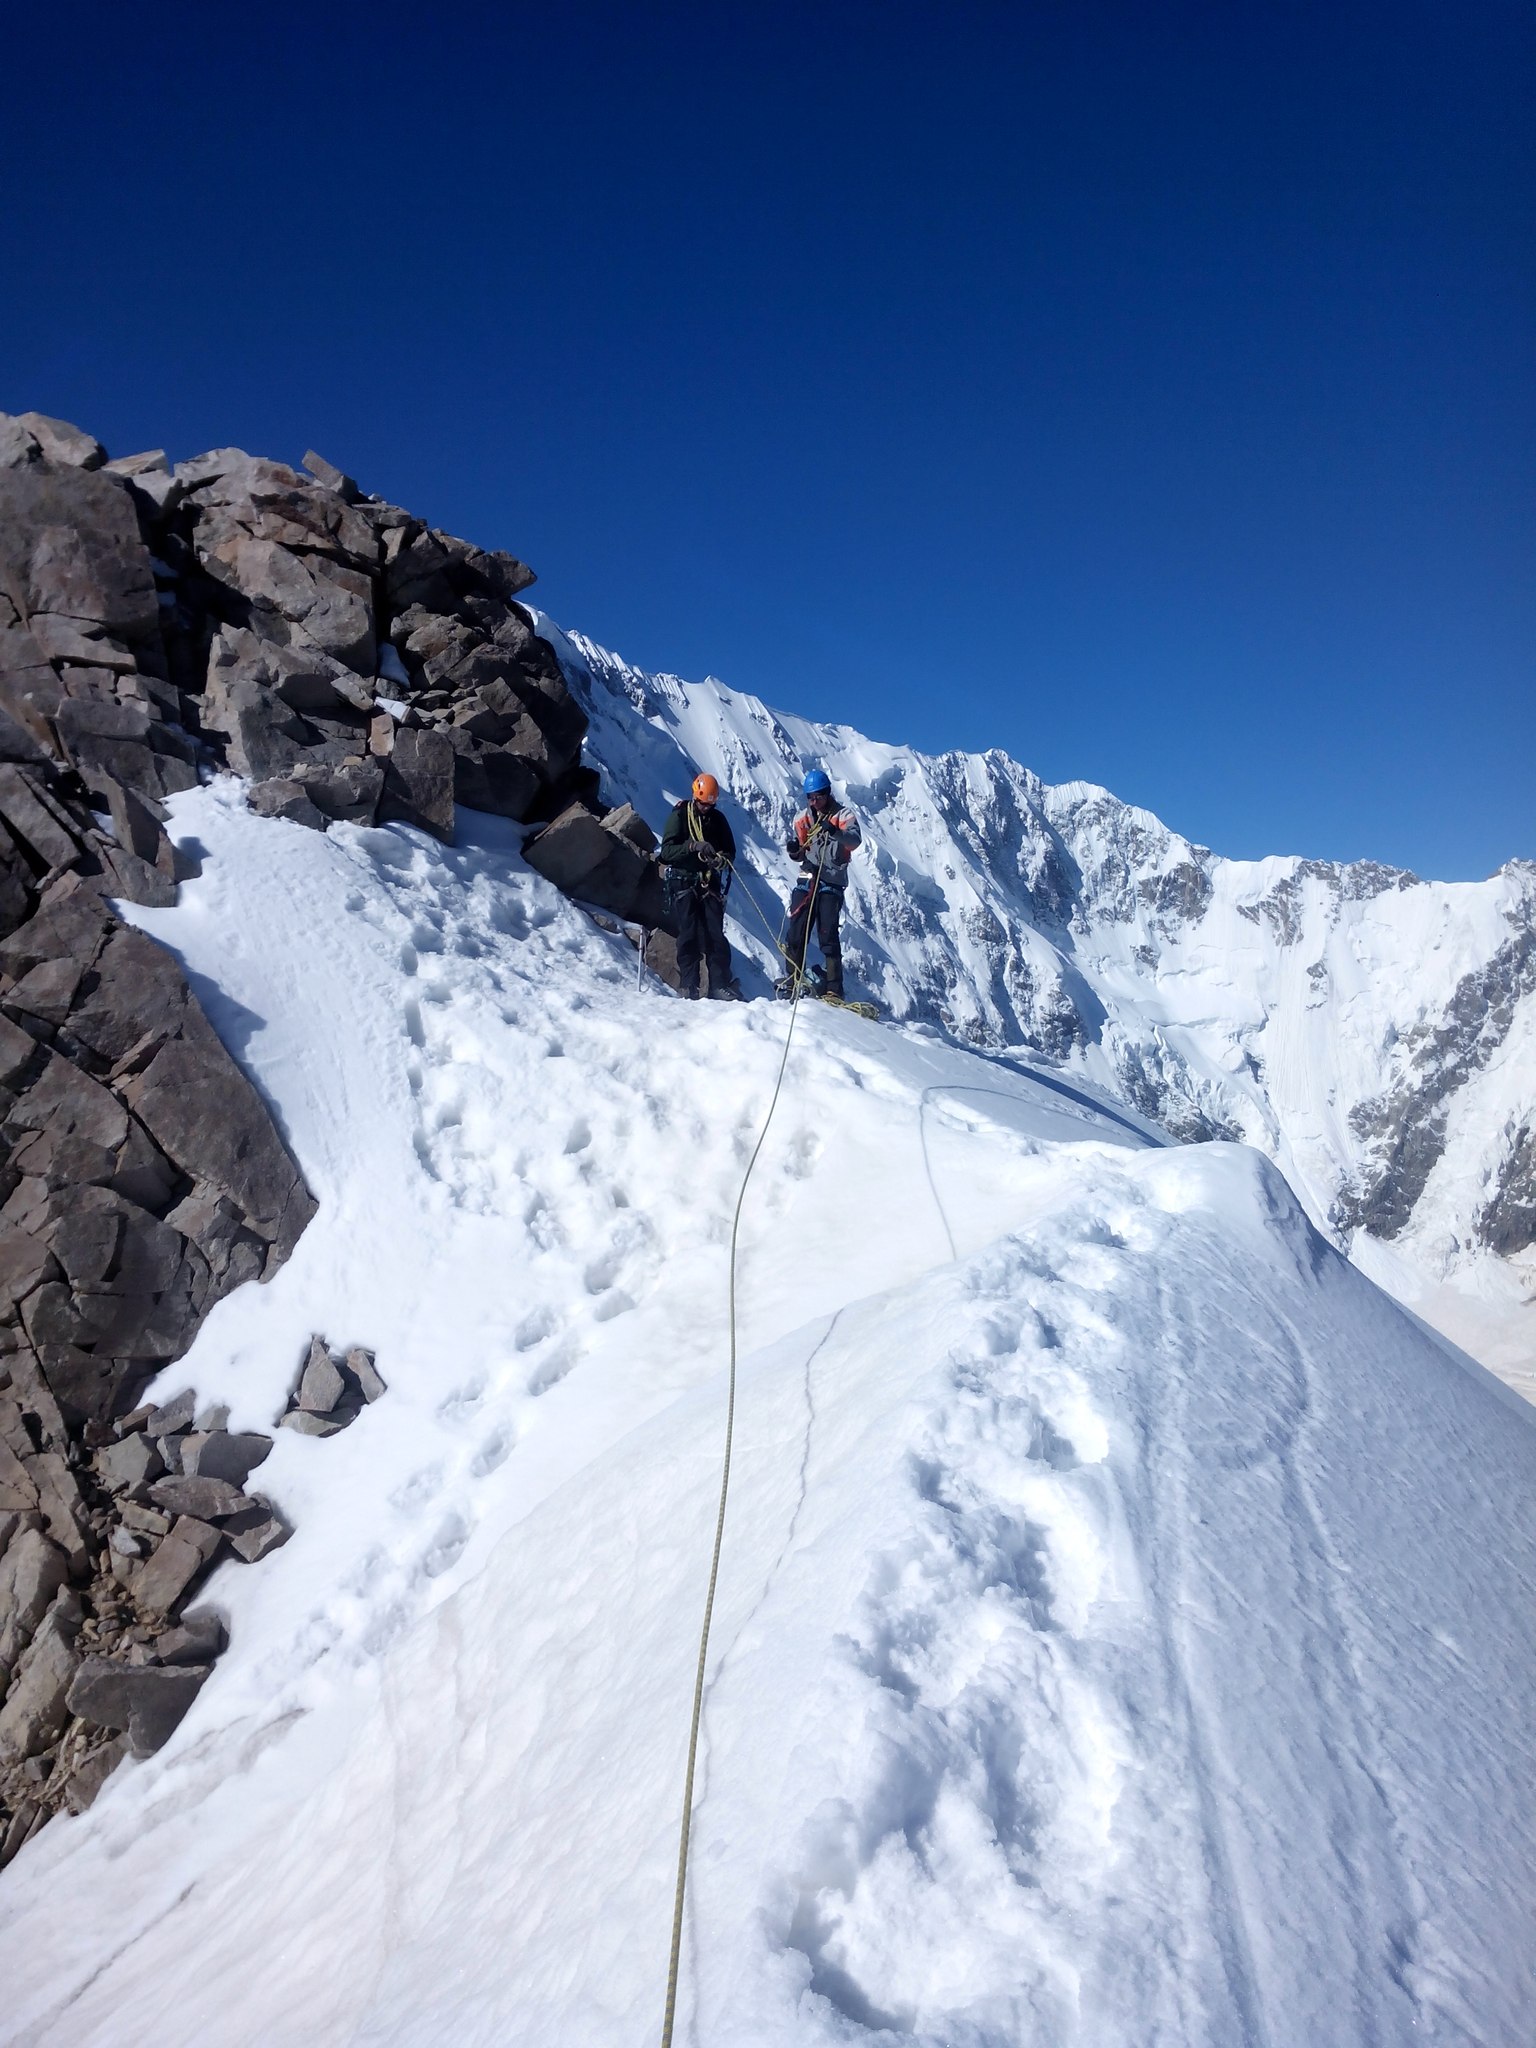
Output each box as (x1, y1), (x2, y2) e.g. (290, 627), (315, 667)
(546, 622), (1536, 1396)
(0, 785), (1532, 2047)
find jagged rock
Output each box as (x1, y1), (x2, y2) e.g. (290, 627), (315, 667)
(277, 1409), (344, 1438)
(145, 1389), (196, 1437)
(0, 413), (105, 472)
(53, 695), (197, 806)
(148, 1473), (249, 1520)
(345, 1347), (386, 1403)
(288, 755), (385, 825)
(248, 778), (328, 831)
(301, 451), (357, 500)
(522, 802), (668, 926)
(66, 1655), (212, 1758)
(180, 1429), (271, 1488)
(602, 803), (657, 856)
(127, 1514), (221, 1616)
(296, 1335), (344, 1414)
(120, 1037), (318, 1266)
(94, 1430), (163, 1499)
(381, 725), (455, 840)
(222, 1498), (290, 1562)
(59, 1733), (130, 1813)
(0, 1529), (66, 1685)
(153, 1610), (226, 1665)
(0, 1587), (81, 1758)
(18, 1452), (91, 1573)
(0, 763), (85, 870)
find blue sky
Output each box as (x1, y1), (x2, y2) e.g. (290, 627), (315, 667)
(4, 2), (1531, 879)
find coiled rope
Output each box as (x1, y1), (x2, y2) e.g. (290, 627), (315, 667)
(657, 863), (822, 2048)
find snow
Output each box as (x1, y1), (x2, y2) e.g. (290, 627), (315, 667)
(2, 780), (1533, 2045)
(543, 622), (1536, 1393)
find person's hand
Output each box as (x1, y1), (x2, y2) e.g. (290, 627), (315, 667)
(785, 834), (801, 859)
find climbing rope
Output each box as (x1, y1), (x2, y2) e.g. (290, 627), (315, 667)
(658, 864), (822, 2048)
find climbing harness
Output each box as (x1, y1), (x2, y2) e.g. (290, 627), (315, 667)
(657, 867), (822, 2048)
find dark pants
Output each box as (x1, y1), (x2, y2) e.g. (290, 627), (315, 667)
(784, 881), (844, 995)
(674, 885), (733, 995)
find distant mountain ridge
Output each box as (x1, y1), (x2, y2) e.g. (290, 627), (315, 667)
(546, 619), (1536, 1391)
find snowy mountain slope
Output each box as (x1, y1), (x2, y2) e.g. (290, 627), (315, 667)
(545, 622), (1536, 1393)
(0, 784), (1532, 2046)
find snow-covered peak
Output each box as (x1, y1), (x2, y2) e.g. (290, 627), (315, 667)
(544, 619), (1536, 1391)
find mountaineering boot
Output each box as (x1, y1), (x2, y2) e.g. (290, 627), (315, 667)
(708, 980), (744, 1000)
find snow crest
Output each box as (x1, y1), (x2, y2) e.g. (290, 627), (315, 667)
(545, 620), (1536, 1393)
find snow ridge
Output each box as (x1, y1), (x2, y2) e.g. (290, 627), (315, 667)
(544, 619), (1536, 1390)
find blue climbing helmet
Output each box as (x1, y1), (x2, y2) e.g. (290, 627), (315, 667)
(802, 767), (832, 796)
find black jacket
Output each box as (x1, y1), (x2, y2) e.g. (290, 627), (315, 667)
(658, 799), (737, 889)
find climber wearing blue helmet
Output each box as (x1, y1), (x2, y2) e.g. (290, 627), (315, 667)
(778, 767), (862, 998)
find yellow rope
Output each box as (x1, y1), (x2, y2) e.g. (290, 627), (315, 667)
(658, 866), (821, 2048)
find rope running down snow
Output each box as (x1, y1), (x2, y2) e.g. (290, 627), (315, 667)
(658, 861), (822, 2048)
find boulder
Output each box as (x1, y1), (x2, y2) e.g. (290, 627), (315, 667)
(0, 1588), (81, 1758)
(0, 1529), (67, 1685)
(248, 778), (328, 831)
(0, 462), (158, 645)
(66, 1655), (212, 1758)
(95, 1431), (163, 1498)
(381, 725), (455, 840)
(127, 1515), (221, 1617)
(522, 803), (668, 926)
(60, 1733), (130, 1813)
(222, 1499), (290, 1562)
(120, 1037), (318, 1262)
(152, 1610), (227, 1664)
(0, 413), (105, 472)
(296, 1335), (344, 1414)
(301, 451), (358, 500)
(180, 1429), (271, 1488)
(147, 1473), (250, 1521)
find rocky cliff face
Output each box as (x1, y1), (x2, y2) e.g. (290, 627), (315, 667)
(552, 624), (1536, 1384)
(0, 406), (687, 1861)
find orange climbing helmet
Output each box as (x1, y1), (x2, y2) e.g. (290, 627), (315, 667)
(691, 773), (720, 805)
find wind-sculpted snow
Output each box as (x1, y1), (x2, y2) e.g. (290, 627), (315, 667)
(0, 783), (1531, 2044)
(546, 623), (1536, 1392)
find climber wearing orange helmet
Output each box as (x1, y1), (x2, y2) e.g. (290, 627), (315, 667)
(656, 772), (742, 999)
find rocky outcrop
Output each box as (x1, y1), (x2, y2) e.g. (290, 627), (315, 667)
(1, 415), (328, 1864)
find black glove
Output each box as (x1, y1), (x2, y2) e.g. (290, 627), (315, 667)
(697, 845), (721, 870)
(785, 834), (801, 859)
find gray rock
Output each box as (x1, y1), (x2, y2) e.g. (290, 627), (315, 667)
(381, 725), (455, 840)
(522, 802), (668, 927)
(2, 413), (105, 470)
(153, 1610), (227, 1664)
(66, 1654), (212, 1758)
(602, 803), (657, 855)
(0, 763), (84, 869)
(128, 1515), (221, 1615)
(297, 1335), (345, 1414)
(148, 1473), (250, 1521)
(180, 1429), (271, 1488)
(277, 1408), (344, 1438)
(0, 1587), (82, 1758)
(95, 1431), (164, 1498)
(345, 1347), (386, 1404)
(19, 1451), (92, 1573)
(60, 1733), (130, 1812)
(0, 1528), (66, 1684)
(222, 1498), (291, 1562)
(301, 451), (358, 500)
(146, 1389), (196, 1436)
(289, 755), (385, 825)
(248, 778), (329, 831)
(121, 1036), (318, 1259)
